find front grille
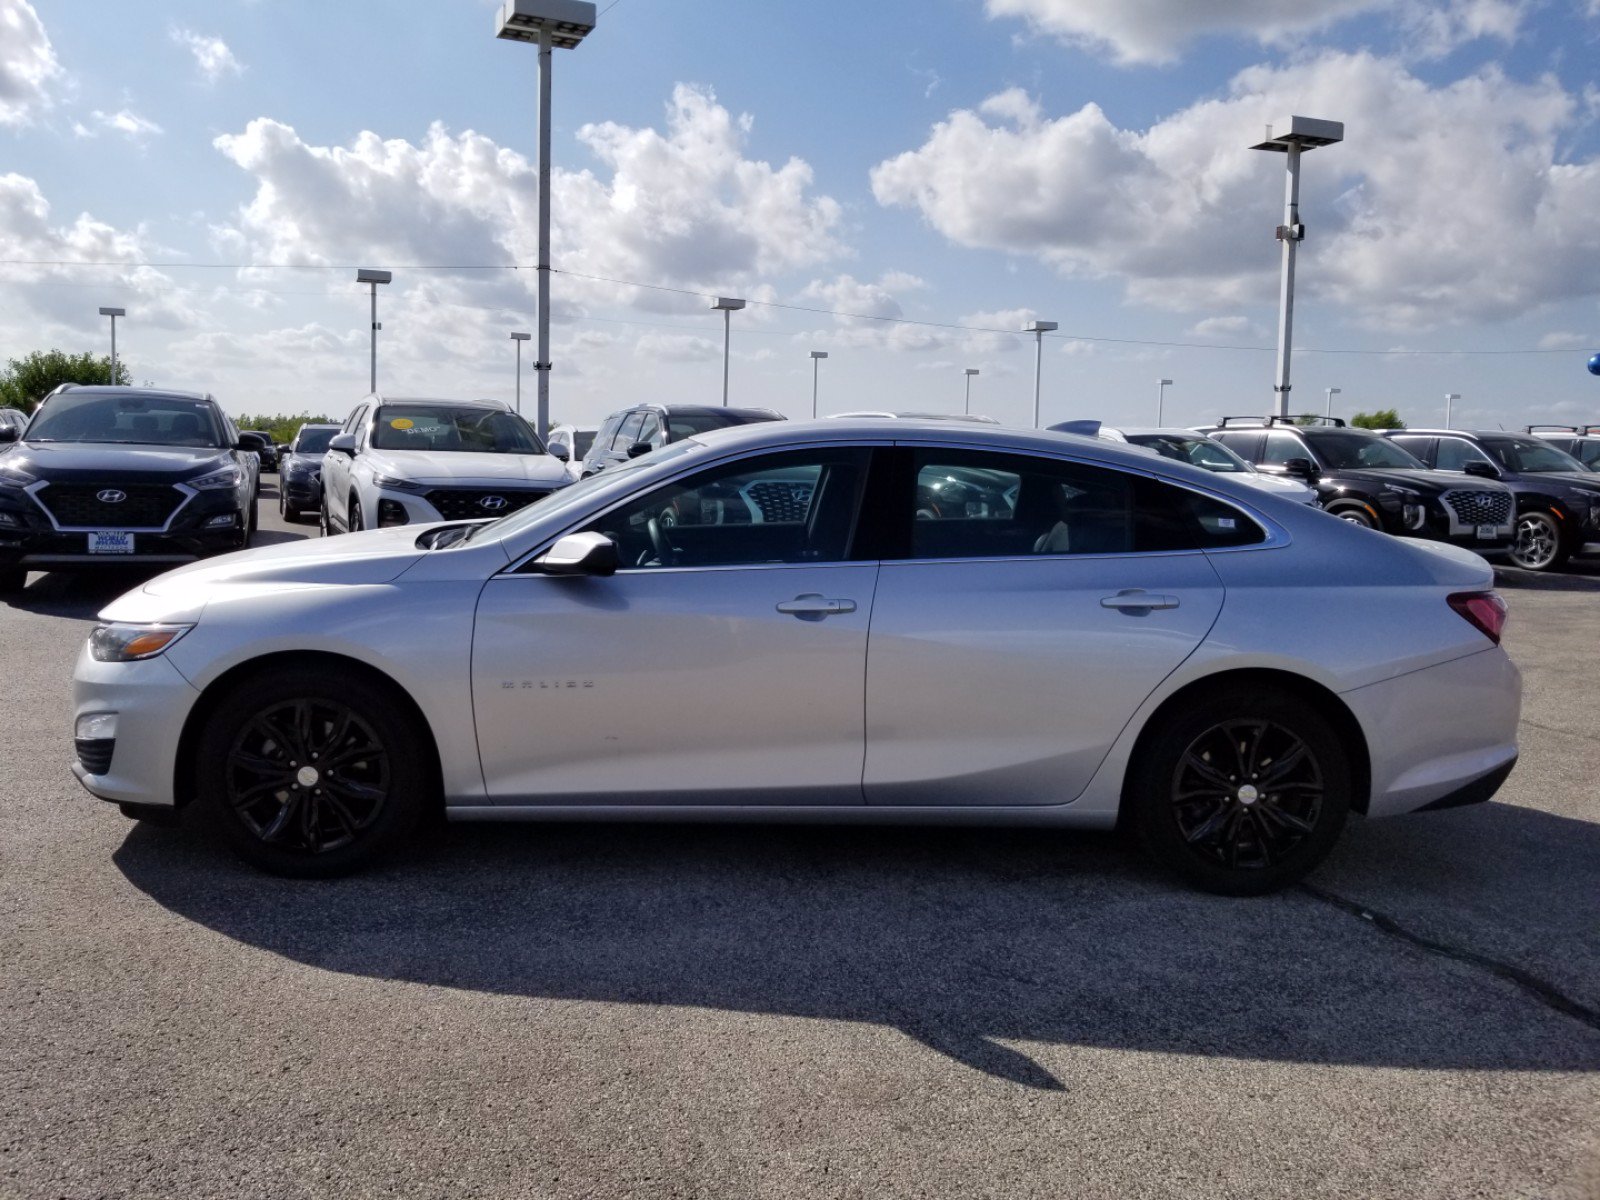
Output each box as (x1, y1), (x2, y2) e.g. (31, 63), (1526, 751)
(744, 481), (814, 523)
(424, 488), (549, 520)
(35, 484), (184, 529)
(75, 737), (114, 775)
(1442, 489), (1512, 527)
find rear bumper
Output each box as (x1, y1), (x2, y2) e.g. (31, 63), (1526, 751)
(1344, 646), (1521, 818)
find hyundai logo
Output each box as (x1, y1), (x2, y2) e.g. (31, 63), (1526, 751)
(478, 495), (507, 511)
(96, 489), (127, 504)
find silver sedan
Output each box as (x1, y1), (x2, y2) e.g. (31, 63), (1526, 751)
(71, 420), (1520, 894)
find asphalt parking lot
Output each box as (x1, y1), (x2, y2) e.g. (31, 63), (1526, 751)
(3, 481), (1598, 1200)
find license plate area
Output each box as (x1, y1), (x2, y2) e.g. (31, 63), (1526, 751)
(88, 531), (135, 554)
(1475, 524), (1498, 541)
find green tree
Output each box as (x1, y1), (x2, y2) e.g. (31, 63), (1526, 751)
(236, 412), (343, 443)
(1351, 408), (1405, 430)
(0, 350), (130, 411)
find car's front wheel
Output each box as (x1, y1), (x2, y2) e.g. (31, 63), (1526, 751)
(1509, 509), (1567, 572)
(1329, 504), (1378, 529)
(196, 666), (429, 877)
(1125, 685), (1351, 895)
(348, 497), (364, 532)
(279, 487), (300, 523)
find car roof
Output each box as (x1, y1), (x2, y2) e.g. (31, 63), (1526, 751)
(46, 385), (215, 405)
(374, 396), (512, 410)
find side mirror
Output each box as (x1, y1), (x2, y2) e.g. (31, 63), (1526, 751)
(534, 531), (619, 577)
(1282, 457), (1318, 480)
(0, 426), (16, 444)
(626, 441), (653, 459)
(1462, 460), (1499, 479)
(327, 432), (357, 458)
(549, 444), (570, 462)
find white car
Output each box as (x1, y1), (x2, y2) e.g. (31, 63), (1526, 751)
(546, 423), (598, 482)
(320, 396), (569, 532)
(72, 419), (1519, 895)
(1059, 421), (1318, 505)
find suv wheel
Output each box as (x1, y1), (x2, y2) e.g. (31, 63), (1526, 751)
(1330, 505), (1377, 529)
(348, 497), (364, 532)
(279, 487), (300, 523)
(1510, 510), (1567, 572)
(1125, 686), (1351, 896)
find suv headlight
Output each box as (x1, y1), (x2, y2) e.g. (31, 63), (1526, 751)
(188, 465), (243, 491)
(372, 474), (427, 493)
(88, 622), (192, 662)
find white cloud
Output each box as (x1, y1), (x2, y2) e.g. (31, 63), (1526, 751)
(1190, 315), (1268, 339)
(797, 272), (923, 323)
(0, 0), (61, 126)
(984, 0), (1525, 65)
(634, 331), (720, 362)
(73, 108), (163, 140)
(172, 28), (243, 83)
(1537, 331), (1597, 350)
(872, 53), (1600, 329)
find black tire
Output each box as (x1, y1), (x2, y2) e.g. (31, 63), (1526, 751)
(0, 565), (24, 594)
(243, 496), (257, 545)
(1329, 505), (1378, 530)
(278, 488), (301, 523)
(1509, 509), (1568, 572)
(1125, 685), (1351, 896)
(319, 499), (332, 536)
(348, 497), (364, 533)
(195, 666), (429, 877)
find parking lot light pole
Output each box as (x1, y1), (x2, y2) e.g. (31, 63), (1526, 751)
(964, 368), (980, 415)
(1157, 378), (1174, 425)
(1446, 392), (1461, 428)
(1023, 319), (1057, 427)
(1325, 386), (1341, 418)
(355, 269), (391, 393)
(809, 350), (828, 418)
(496, 0), (598, 440)
(510, 332), (531, 415)
(97, 307), (125, 385)
(712, 297), (746, 405)
(1251, 116), (1344, 418)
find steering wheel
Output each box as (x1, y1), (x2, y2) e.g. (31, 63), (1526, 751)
(646, 516), (676, 567)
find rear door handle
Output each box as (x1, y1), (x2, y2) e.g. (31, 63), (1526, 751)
(776, 593), (857, 619)
(1100, 589), (1179, 612)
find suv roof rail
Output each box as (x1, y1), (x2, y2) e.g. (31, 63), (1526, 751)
(1526, 423), (1578, 434)
(1586, 425), (1600, 436)
(1266, 414), (1346, 427)
(1215, 415), (1269, 428)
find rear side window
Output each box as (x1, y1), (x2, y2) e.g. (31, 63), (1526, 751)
(1212, 432), (1262, 461)
(1175, 490), (1266, 548)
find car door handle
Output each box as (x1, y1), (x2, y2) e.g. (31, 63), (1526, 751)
(1100, 590), (1179, 612)
(776, 593), (857, 619)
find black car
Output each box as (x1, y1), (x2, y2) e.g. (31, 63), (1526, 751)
(277, 422), (340, 522)
(239, 431), (280, 472)
(1380, 428), (1600, 571)
(0, 385), (258, 592)
(1200, 417), (1515, 553)
(580, 404), (784, 477)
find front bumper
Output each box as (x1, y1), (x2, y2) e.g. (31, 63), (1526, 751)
(0, 488), (245, 568)
(71, 647), (200, 808)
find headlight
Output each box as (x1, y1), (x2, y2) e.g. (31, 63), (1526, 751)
(372, 474), (427, 493)
(0, 460), (37, 487)
(88, 622), (192, 662)
(188, 465), (243, 491)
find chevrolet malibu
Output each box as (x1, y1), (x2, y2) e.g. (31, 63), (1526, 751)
(72, 420), (1521, 894)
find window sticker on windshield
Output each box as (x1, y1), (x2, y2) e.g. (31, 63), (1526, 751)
(390, 418), (414, 430)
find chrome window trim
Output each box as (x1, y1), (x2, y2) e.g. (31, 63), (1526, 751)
(24, 479), (198, 533)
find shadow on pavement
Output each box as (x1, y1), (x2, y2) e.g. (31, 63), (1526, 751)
(115, 801), (1600, 1088)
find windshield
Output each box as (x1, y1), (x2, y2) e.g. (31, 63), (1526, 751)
(1312, 432), (1423, 470)
(1484, 437), (1586, 473)
(26, 392), (223, 447)
(1125, 434), (1248, 473)
(666, 410), (781, 440)
(371, 404), (546, 454)
(293, 427), (336, 454)
(463, 439), (702, 543)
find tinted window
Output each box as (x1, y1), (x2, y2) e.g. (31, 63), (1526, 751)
(907, 450), (1194, 559)
(665, 410), (781, 440)
(1259, 431), (1308, 467)
(26, 393), (223, 447)
(292, 427), (335, 455)
(1311, 433), (1422, 470)
(1435, 437), (1493, 471)
(1212, 432), (1262, 460)
(582, 448), (869, 570)
(573, 430), (597, 459)
(1483, 437), (1585, 473)
(1125, 434), (1249, 473)
(638, 414), (665, 449)
(1574, 440), (1600, 469)
(613, 412), (647, 450)
(370, 404), (544, 453)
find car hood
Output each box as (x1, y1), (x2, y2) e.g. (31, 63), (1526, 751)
(7, 441), (233, 479)
(1525, 471), (1600, 493)
(362, 448), (569, 487)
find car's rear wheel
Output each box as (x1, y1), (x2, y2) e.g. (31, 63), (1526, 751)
(196, 666), (428, 877)
(1126, 686), (1351, 895)
(1509, 510), (1567, 572)
(1330, 505), (1377, 529)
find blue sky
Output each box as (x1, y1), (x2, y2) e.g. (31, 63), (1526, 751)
(3, 0), (1600, 432)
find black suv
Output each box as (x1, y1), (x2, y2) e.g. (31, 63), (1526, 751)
(1200, 416), (1515, 553)
(0, 385), (258, 592)
(580, 404), (784, 477)
(1380, 428), (1600, 571)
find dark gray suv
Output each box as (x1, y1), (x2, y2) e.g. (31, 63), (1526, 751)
(580, 404), (783, 477)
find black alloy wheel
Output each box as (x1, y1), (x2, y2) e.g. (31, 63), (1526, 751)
(197, 667), (428, 876)
(1126, 686), (1350, 895)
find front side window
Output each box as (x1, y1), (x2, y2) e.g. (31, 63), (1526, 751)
(1311, 433), (1423, 470)
(369, 405), (544, 454)
(1482, 437), (1585, 473)
(1574, 439), (1600, 469)
(26, 392), (225, 447)
(342, 405), (367, 434)
(581, 448), (870, 570)
(1259, 431), (1309, 467)
(613, 412), (647, 450)
(1435, 437), (1494, 472)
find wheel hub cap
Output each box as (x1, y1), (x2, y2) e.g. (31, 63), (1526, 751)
(1236, 783), (1259, 805)
(295, 765), (320, 788)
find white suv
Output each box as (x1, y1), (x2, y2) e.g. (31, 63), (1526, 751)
(320, 396), (569, 534)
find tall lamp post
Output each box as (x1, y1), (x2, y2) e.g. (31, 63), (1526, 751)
(1251, 115), (1344, 418)
(495, 0), (599, 439)
(97, 306), (125, 385)
(809, 350), (828, 418)
(1157, 378), (1174, 425)
(1325, 385), (1341, 419)
(510, 332), (531, 415)
(355, 269), (391, 393)
(1445, 392), (1461, 428)
(712, 297), (745, 405)
(1023, 319), (1057, 427)
(963, 367), (980, 415)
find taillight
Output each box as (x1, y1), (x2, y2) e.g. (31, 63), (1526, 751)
(1448, 591), (1507, 644)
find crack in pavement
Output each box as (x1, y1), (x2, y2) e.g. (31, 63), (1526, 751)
(1298, 883), (1600, 1034)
